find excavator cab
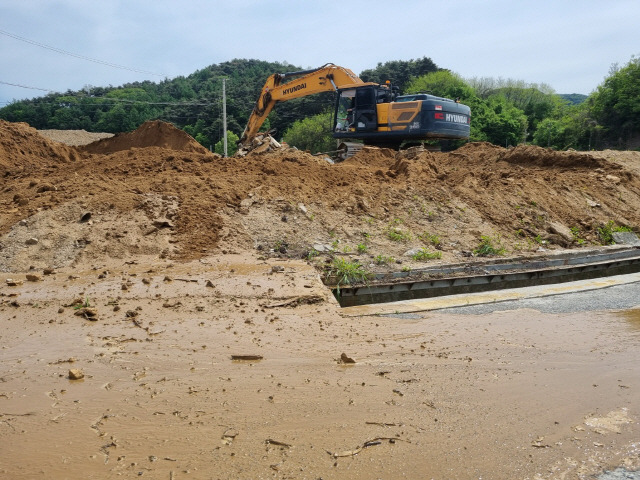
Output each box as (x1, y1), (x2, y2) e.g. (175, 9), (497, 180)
(334, 85), (392, 133)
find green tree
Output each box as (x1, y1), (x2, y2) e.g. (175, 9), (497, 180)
(589, 56), (640, 147)
(282, 111), (335, 153)
(532, 104), (593, 150)
(532, 117), (564, 148)
(214, 131), (239, 156)
(360, 57), (439, 92)
(407, 71), (527, 146)
(184, 119), (212, 148)
(95, 103), (135, 132)
(476, 95), (528, 146)
(467, 77), (564, 141)
(406, 70), (474, 99)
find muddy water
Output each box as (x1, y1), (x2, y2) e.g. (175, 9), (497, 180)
(1, 258), (639, 479)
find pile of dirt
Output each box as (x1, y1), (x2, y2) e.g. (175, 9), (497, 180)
(0, 120), (78, 177)
(80, 120), (210, 155)
(38, 129), (114, 146)
(1, 119), (640, 273)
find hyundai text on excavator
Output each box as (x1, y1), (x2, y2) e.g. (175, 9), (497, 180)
(238, 63), (470, 156)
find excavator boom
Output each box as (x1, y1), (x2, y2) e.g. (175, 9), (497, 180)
(239, 64), (375, 146)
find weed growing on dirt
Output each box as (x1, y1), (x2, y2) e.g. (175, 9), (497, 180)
(570, 227), (586, 245)
(387, 228), (411, 242)
(74, 296), (91, 310)
(273, 239), (289, 253)
(411, 248), (442, 261)
(375, 255), (396, 265)
(327, 257), (370, 294)
(473, 236), (506, 257)
(386, 220), (411, 242)
(357, 243), (368, 253)
(597, 221), (633, 244)
(418, 232), (441, 247)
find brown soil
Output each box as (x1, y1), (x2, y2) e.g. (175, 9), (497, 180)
(39, 129), (114, 146)
(3, 119), (640, 274)
(1, 119), (640, 479)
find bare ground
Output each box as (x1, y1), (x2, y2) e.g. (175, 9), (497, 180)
(1, 120), (640, 479)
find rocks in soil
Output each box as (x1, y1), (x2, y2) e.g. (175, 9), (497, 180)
(612, 231), (640, 246)
(74, 308), (98, 320)
(68, 369), (84, 380)
(236, 133), (283, 156)
(340, 353), (356, 364)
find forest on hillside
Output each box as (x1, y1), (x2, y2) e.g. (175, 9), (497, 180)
(1, 56), (638, 154)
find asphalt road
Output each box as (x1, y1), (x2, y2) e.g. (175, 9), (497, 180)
(436, 279), (640, 315)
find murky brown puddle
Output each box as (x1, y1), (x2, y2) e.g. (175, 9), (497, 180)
(1, 258), (639, 479)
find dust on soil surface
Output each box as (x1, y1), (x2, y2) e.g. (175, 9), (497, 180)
(1, 119), (640, 479)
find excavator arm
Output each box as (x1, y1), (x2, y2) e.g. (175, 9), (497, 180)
(239, 63), (373, 147)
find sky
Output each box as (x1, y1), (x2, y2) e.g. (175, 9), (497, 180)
(1, 0), (639, 106)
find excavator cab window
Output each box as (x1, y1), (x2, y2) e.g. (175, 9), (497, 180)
(335, 89), (356, 132)
(353, 86), (377, 132)
(334, 85), (388, 133)
(376, 86), (392, 104)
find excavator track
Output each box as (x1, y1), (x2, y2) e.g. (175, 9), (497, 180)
(336, 142), (363, 160)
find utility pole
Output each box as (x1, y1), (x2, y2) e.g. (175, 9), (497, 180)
(222, 78), (228, 157)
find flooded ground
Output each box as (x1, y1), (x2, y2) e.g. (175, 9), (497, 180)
(1, 255), (639, 479)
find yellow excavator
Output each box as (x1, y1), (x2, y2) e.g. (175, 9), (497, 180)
(239, 63), (470, 155)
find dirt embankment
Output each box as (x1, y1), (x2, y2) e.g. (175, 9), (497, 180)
(1, 120), (640, 480)
(1, 119), (640, 273)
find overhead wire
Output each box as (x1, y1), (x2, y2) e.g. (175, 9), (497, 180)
(0, 81), (219, 107)
(0, 28), (166, 77)
(0, 80), (53, 92)
(0, 32), (237, 139)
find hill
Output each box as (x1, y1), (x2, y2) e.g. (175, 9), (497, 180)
(559, 93), (588, 105)
(0, 58), (441, 151)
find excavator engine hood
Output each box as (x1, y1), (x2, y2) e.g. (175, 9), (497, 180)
(414, 94), (471, 139)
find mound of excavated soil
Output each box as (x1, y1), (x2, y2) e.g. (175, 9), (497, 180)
(80, 120), (210, 155)
(1, 119), (640, 273)
(38, 129), (114, 146)
(0, 121), (79, 177)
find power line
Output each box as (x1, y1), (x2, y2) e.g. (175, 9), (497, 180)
(0, 82), (218, 107)
(0, 80), (52, 92)
(0, 28), (166, 77)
